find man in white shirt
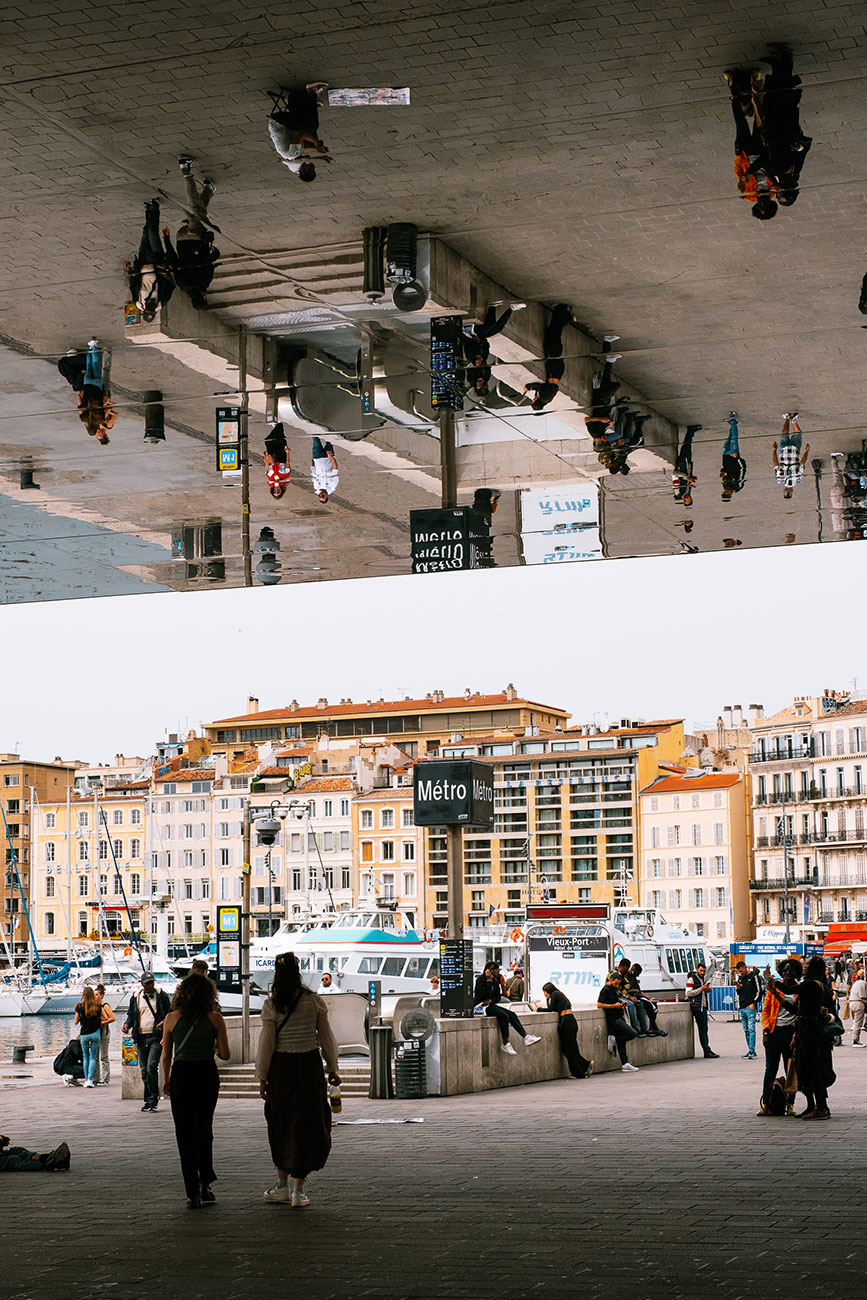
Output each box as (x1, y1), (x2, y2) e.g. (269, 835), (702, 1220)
(772, 413), (810, 498)
(849, 972), (867, 1046)
(311, 436), (339, 502)
(317, 973), (336, 994)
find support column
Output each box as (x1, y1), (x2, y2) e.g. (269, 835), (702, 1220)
(447, 824), (464, 939)
(439, 408), (457, 509)
(241, 807), (252, 1062)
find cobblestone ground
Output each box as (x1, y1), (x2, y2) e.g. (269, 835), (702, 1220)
(2, 1020), (863, 1299)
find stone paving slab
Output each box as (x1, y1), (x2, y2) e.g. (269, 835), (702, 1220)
(2, 1019), (866, 1298)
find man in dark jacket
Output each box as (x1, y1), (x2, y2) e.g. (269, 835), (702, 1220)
(685, 962), (719, 1058)
(122, 972), (171, 1112)
(160, 160), (220, 310)
(735, 961), (763, 1059)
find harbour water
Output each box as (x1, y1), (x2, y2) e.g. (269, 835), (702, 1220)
(0, 1012), (83, 1061)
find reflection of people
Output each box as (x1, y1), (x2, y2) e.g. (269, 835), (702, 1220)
(161, 973), (231, 1209)
(124, 199), (175, 322)
(257, 951), (340, 1208)
(160, 161), (220, 311)
(524, 303), (574, 409)
(462, 303), (524, 395)
(721, 412), (747, 499)
(673, 424), (701, 505)
(267, 85), (331, 182)
(757, 44), (811, 206)
(725, 69), (777, 220)
(773, 413), (810, 498)
(311, 437), (339, 502)
(264, 423), (291, 499)
(584, 350), (624, 439)
(76, 341), (117, 445)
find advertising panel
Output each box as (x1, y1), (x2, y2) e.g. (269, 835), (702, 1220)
(526, 928), (611, 1006)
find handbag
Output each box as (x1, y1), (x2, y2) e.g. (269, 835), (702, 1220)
(784, 1055), (798, 1094)
(842, 999), (851, 1020)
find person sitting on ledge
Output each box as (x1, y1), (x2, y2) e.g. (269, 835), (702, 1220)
(0, 1133), (70, 1171)
(473, 960), (541, 1056)
(628, 964), (667, 1037)
(597, 971), (639, 1072)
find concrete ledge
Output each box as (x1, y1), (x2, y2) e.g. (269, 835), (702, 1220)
(438, 1002), (693, 1095)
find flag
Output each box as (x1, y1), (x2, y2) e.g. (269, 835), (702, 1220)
(488, 903), (495, 918)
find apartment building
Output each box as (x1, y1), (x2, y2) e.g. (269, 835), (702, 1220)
(352, 783), (423, 920)
(749, 692), (867, 941)
(638, 770), (751, 945)
(1, 756), (77, 955)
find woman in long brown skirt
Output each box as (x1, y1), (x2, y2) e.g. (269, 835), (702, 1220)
(256, 952), (340, 1208)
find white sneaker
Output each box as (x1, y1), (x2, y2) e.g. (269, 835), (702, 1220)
(263, 1183), (291, 1202)
(509, 302), (527, 311)
(853, 1040), (866, 1048)
(62, 1074), (74, 1086)
(604, 334), (621, 343)
(501, 1042), (518, 1056)
(524, 1034), (541, 1046)
(603, 352), (623, 363)
(622, 1063), (640, 1073)
(83, 1080), (95, 1089)
(291, 1189), (310, 1208)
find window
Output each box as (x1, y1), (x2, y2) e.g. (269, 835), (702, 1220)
(45, 912), (55, 935)
(691, 794), (701, 809)
(650, 858), (663, 878)
(693, 857), (704, 875)
(78, 874), (88, 897)
(361, 842), (373, 863)
(130, 873), (141, 894)
(78, 841), (89, 862)
(202, 880), (210, 899)
(45, 842), (55, 863)
(693, 888), (705, 908)
(162, 783), (177, 795)
(323, 800), (333, 817)
(673, 796), (680, 810)
(402, 841), (415, 862)
(713, 791), (723, 808)
(716, 921), (727, 938)
(715, 887), (727, 907)
(323, 832), (333, 852)
(45, 875), (55, 898)
(471, 890), (486, 911)
(339, 799), (350, 817)
(651, 827), (661, 848)
(130, 838), (141, 858)
(77, 811), (88, 827)
(650, 797), (659, 812)
(360, 810), (373, 829)
(112, 839), (122, 858)
(380, 809), (395, 829)
(691, 824), (702, 846)
(402, 872), (417, 896)
(112, 809), (123, 825)
(402, 808), (414, 827)
(217, 823), (230, 838)
(191, 781), (211, 794)
(99, 874), (108, 896)
(713, 823), (724, 844)
(381, 841), (395, 861)
(184, 851), (194, 869)
(3, 774), (19, 786)
(45, 812), (56, 829)
(184, 879), (193, 900)
(130, 809), (141, 825)
(219, 848), (232, 868)
(342, 867), (351, 890)
(340, 831), (351, 851)
(715, 856), (726, 875)
(667, 825), (681, 846)
(183, 824), (194, 839)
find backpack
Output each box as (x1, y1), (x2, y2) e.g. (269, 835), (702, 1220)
(53, 1038), (84, 1079)
(765, 1076), (787, 1116)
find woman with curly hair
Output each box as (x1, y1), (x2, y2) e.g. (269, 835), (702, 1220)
(256, 951), (340, 1208)
(161, 972), (230, 1208)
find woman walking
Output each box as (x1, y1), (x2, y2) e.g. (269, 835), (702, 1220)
(257, 951), (340, 1208)
(537, 982), (593, 1079)
(795, 977), (836, 1119)
(161, 973), (230, 1209)
(74, 986), (103, 1089)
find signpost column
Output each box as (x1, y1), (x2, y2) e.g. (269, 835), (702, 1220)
(446, 825), (463, 939)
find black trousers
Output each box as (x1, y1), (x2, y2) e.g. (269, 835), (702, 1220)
(674, 425), (695, 477)
(270, 90), (319, 137)
(264, 424), (287, 460)
(692, 1008), (712, 1055)
(558, 1014), (591, 1078)
(137, 202), (163, 265)
(486, 1003), (526, 1044)
(610, 1018), (638, 1064)
(137, 1035), (161, 1107)
(474, 305), (512, 341)
(169, 1059), (220, 1197)
(762, 1025), (794, 1104)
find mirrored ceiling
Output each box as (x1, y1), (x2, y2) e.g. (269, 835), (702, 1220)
(0, 15), (864, 602)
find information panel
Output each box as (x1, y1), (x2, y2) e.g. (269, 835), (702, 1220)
(430, 315), (464, 411)
(409, 507), (490, 574)
(526, 929), (611, 1007)
(439, 938), (475, 1018)
(215, 904), (242, 996)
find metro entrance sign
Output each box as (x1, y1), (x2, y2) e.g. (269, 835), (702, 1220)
(413, 760), (494, 827)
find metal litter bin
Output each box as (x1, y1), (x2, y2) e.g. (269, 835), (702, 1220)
(368, 1023), (394, 1099)
(393, 1039), (427, 1099)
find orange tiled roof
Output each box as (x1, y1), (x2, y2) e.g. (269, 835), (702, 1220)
(643, 773), (741, 794)
(209, 690), (568, 725)
(293, 777), (355, 793)
(276, 747), (313, 758)
(355, 786), (415, 801)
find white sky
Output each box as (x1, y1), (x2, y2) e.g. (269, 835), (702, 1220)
(1, 541), (864, 764)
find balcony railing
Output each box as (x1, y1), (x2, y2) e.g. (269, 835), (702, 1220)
(749, 875), (817, 891)
(750, 746), (814, 764)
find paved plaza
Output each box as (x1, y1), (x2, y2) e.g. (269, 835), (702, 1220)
(2, 1019), (863, 1299)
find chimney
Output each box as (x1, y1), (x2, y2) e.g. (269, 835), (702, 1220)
(317, 698), (328, 709)
(432, 689), (445, 704)
(732, 705), (744, 727)
(505, 683), (518, 701)
(246, 696), (259, 715)
(721, 706), (733, 729)
(748, 704), (764, 723)
(464, 687), (472, 699)
(289, 700), (298, 711)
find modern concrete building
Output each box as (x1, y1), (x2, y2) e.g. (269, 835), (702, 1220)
(638, 770), (751, 945)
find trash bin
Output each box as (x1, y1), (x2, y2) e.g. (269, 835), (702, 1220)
(393, 1039), (427, 1099)
(368, 1023), (394, 1099)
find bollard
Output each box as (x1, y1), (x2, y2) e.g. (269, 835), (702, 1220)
(368, 1023), (394, 1099)
(12, 1045), (34, 1063)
